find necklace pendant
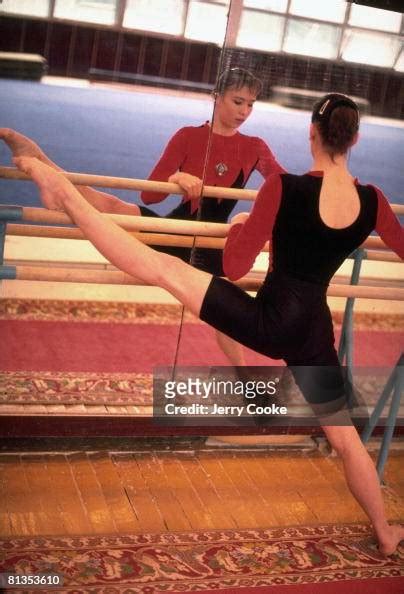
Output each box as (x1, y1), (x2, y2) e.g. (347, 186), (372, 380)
(215, 162), (228, 176)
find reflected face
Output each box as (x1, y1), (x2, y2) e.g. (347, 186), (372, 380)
(215, 86), (257, 131)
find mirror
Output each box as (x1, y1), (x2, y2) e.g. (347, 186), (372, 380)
(0, 0), (402, 424)
(0, 0), (229, 419)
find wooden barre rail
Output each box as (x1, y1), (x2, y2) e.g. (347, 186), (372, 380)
(5, 223), (402, 263)
(0, 166), (256, 201)
(5, 207), (394, 251)
(1, 166), (404, 215)
(10, 265), (404, 300)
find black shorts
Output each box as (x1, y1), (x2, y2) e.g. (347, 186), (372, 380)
(200, 271), (347, 406)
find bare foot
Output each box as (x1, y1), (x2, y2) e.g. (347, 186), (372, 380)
(13, 156), (68, 211)
(377, 524), (404, 556)
(0, 128), (48, 161)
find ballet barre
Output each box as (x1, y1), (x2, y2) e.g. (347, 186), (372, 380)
(0, 264), (402, 303)
(3, 222), (402, 263)
(0, 205), (397, 254)
(1, 166), (404, 214)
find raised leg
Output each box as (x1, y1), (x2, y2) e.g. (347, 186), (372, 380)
(322, 424), (404, 555)
(1, 129), (140, 215)
(14, 157), (211, 316)
(215, 330), (246, 366)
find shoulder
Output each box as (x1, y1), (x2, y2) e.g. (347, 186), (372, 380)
(356, 181), (382, 208)
(171, 124), (208, 140)
(184, 123), (209, 135)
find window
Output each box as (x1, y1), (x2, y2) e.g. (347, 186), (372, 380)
(289, 0), (346, 23)
(185, 1), (228, 44)
(342, 29), (401, 68)
(348, 4), (402, 34)
(54, 0), (117, 25)
(395, 48), (404, 72)
(1, 0), (50, 18)
(242, 0), (287, 13)
(284, 19), (341, 60)
(123, 0), (185, 35)
(237, 12), (285, 52)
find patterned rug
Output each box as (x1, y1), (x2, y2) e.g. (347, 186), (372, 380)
(0, 369), (394, 410)
(0, 525), (403, 593)
(0, 370), (152, 406)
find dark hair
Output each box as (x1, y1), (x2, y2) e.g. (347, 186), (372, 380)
(312, 93), (360, 157)
(215, 67), (263, 97)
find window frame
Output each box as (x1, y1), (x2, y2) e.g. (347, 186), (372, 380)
(1, 0), (403, 71)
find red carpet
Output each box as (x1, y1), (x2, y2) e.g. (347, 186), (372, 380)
(1, 319), (402, 372)
(0, 524), (403, 593)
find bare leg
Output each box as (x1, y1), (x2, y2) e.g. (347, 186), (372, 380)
(215, 330), (246, 366)
(14, 157), (212, 316)
(0, 128), (140, 215)
(322, 424), (404, 555)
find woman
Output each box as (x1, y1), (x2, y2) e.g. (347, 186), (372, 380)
(0, 68), (284, 367)
(12, 93), (404, 555)
(139, 67), (284, 365)
(140, 67), (284, 274)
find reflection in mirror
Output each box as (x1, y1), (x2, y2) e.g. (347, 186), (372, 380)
(0, 0), (228, 413)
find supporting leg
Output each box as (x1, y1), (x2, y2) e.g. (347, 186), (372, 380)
(322, 424), (404, 555)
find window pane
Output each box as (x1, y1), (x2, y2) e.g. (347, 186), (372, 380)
(237, 12), (285, 52)
(243, 0), (287, 12)
(1, 0), (49, 18)
(395, 48), (404, 72)
(349, 4), (402, 33)
(289, 0), (346, 23)
(123, 0), (185, 35)
(185, 1), (228, 44)
(54, 0), (117, 25)
(342, 29), (400, 68)
(284, 19), (340, 59)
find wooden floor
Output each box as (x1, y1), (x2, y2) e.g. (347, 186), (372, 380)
(0, 442), (403, 537)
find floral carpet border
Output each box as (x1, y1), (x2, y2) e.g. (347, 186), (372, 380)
(0, 371), (152, 405)
(1, 299), (402, 330)
(0, 370), (394, 408)
(0, 524), (403, 593)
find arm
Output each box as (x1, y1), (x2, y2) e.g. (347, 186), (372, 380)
(141, 128), (189, 205)
(223, 174), (283, 280)
(255, 138), (286, 179)
(372, 186), (404, 259)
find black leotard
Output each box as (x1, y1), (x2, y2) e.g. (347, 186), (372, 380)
(200, 172), (403, 405)
(139, 124), (284, 275)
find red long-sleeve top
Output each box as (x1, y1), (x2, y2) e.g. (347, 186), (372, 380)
(224, 172), (404, 283)
(141, 123), (284, 214)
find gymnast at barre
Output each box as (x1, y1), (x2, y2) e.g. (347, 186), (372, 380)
(11, 92), (404, 556)
(0, 67), (285, 368)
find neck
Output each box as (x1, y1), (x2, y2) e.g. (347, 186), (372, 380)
(312, 151), (349, 173)
(211, 118), (238, 137)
